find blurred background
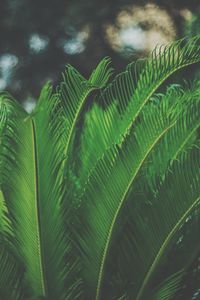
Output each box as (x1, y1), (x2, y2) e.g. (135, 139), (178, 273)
(0, 0), (200, 109)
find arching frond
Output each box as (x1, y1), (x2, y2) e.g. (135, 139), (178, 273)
(77, 95), (182, 300)
(76, 37), (200, 196)
(145, 82), (200, 189)
(58, 57), (112, 165)
(100, 36), (200, 139)
(1, 85), (74, 299)
(109, 145), (200, 300)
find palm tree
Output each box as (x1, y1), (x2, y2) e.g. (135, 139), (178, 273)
(0, 36), (199, 300)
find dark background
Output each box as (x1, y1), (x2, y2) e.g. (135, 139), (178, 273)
(0, 0), (200, 109)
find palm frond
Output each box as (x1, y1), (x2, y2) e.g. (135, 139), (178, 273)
(76, 102), (119, 192)
(100, 36), (200, 139)
(0, 92), (24, 186)
(77, 95), (181, 300)
(77, 37), (200, 194)
(0, 191), (24, 300)
(175, 251), (200, 300)
(0, 190), (13, 238)
(149, 271), (184, 300)
(58, 57), (112, 165)
(145, 82), (200, 189)
(111, 145), (200, 300)
(1, 84), (74, 299)
(0, 96), (25, 299)
(0, 244), (25, 300)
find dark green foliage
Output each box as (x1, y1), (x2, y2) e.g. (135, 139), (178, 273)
(0, 37), (200, 300)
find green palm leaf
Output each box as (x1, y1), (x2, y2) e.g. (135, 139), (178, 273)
(145, 82), (200, 188)
(149, 271), (184, 300)
(79, 136), (199, 300)
(100, 36), (200, 138)
(1, 85), (71, 299)
(57, 58), (113, 211)
(0, 190), (10, 235)
(0, 93), (21, 186)
(130, 148), (200, 300)
(0, 244), (24, 300)
(59, 57), (112, 165)
(0, 190), (24, 300)
(175, 251), (200, 300)
(78, 95), (183, 300)
(77, 37), (200, 194)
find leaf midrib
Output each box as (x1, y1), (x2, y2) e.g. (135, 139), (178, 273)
(31, 118), (46, 296)
(171, 121), (200, 163)
(123, 61), (200, 142)
(63, 88), (96, 160)
(95, 122), (175, 300)
(135, 196), (200, 300)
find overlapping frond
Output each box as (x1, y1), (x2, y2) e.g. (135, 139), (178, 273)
(0, 94), (25, 300)
(145, 82), (200, 189)
(134, 148), (200, 300)
(149, 271), (184, 300)
(100, 36), (200, 138)
(175, 251), (200, 300)
(1, 85), (73, 299)
(0, 92), (25, 186)
(0, 190), (12, 238)
(0, 36), (199, 300)
(77, 37), (200, 195)
(77, 95), (182, 300)
(109, 144), (200, 300)
(77, 102), (120, 190)
(0, 244), (24, 300)
(58, 57), (112, 164)
(57, 58), (113, 211)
